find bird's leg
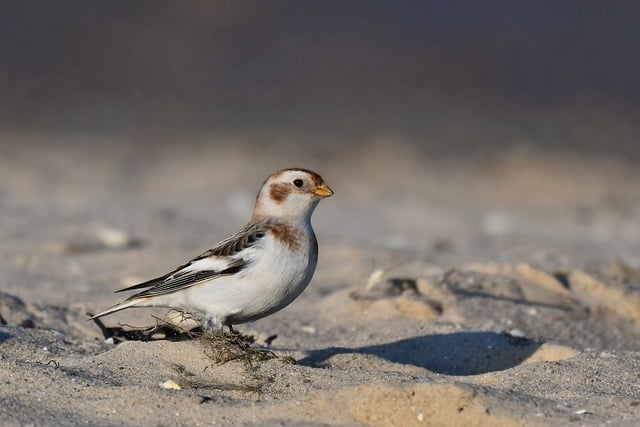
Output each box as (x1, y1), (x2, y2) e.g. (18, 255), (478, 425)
(200, 317), (222, 336)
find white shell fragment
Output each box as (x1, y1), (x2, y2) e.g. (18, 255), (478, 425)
(160, 380), (181, 390)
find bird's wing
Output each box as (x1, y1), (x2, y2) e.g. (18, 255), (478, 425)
(118, 222), (268, 300)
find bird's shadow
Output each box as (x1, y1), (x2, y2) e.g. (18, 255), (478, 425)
(0, 330), (13, 345)
(298, 332), (542, 376)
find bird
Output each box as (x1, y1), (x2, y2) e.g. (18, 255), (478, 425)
(90, 168), (333, 332)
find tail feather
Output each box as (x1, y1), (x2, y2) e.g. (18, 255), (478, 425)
(87, 298), (144, 321)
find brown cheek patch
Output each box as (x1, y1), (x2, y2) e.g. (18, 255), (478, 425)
(269, 183), (290, 203)
(265, 223), (302, 251)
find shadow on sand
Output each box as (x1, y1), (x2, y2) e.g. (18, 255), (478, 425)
(0, 330), (13, 344)
(298, 332), (542, 375)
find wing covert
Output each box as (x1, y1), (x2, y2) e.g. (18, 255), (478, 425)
(117, 222), (268, 299)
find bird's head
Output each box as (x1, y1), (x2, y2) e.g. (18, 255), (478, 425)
(252, 168), (333, 222)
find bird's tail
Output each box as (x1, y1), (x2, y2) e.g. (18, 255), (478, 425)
(87, 298), (144, 321)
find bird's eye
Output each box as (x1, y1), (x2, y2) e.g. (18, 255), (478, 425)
(293, 179), (304, 187)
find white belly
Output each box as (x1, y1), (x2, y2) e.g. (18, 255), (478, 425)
(173, 233), (318, 326)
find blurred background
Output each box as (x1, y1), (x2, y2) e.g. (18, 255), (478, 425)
(1, 1), (639, 155)
(2, 1), (640, 305)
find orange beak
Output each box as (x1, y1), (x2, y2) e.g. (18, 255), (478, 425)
(313, 182), (333, 198)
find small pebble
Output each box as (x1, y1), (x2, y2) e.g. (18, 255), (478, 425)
(92, 225), (133, 249)
(301, 325), (316, 334)
(509, 329), (526, 338)
(160, 380), (181, 390)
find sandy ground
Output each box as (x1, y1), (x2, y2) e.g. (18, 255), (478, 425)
(1, 134), (640, 426)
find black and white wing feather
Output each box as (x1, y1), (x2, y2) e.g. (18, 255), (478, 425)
(89, 222), (268, 319)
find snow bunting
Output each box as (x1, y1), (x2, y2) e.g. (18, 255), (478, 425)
(90, 168), (332, 330)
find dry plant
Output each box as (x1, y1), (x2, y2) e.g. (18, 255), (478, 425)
(200, 328), (278, 366)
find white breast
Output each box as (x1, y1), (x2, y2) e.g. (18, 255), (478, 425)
(177, 228), (318, 326)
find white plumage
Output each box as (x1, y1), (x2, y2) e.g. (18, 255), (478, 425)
(90, 168), (332, 330)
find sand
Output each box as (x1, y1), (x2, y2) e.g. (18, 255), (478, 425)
(1, 135), (640, 426)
